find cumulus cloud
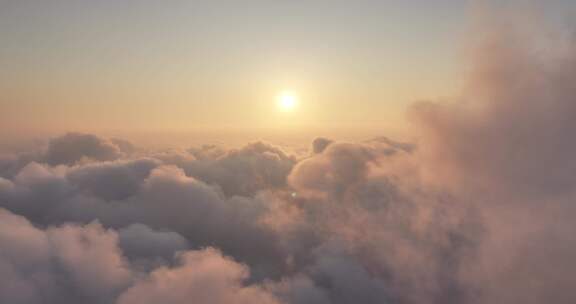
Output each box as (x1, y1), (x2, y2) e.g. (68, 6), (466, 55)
(180, 142), (296, 197)
(0, 160), (288, 279)
(288, 139), (411, 199)
(118, 248), (280, 304)
(0, 209), (132, 304)
(311, 138), (333, 154)
(0, 208), (279, 304)
(118, 223), (190, 262)
(408, 21), (576, 304)
(44, 133), (128, 166)
(67, 158), (159, 201)
(3, 134), (471, 303)
(285, 141), (479, 304)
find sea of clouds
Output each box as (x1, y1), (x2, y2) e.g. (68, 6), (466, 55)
(1, 25), (575, 304)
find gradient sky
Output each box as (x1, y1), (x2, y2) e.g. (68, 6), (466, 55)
(1, 0), (575, 145)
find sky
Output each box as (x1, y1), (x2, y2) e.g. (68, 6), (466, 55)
(4, 0), (574, 146)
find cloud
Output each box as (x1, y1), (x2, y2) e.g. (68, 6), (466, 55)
(289, 143), (374, 198)
(2, 134), (473, 303)
(0, 151), (40, 179)
(0, 208), (280, 304)
(267, 275), (331, 304)
(67, 158), (159, 201)
(409, 24), (576, 198)
(117, 248), (280, 304)
(44, 133), (128, 166)
(0, 133), (482, 304)
(408, 20), (576, 304)
(118, 223), (190, 262)
(178, 142), (296, 197)
(284, 138), (479, 303)
(0, 209), (132, 304)
(0, 160), (288, 279)
(311, 138), (333, 154)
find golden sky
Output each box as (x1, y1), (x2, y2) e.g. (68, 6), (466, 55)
(1, 0), (574, 145)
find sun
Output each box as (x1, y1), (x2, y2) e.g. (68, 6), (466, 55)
(278, 91), (298, 111)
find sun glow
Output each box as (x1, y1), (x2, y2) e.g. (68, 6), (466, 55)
(278, 91), (297, 111)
